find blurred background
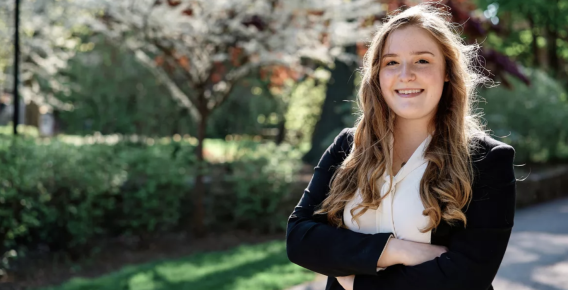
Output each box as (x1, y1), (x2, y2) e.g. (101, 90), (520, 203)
(0, 0), (567, 289)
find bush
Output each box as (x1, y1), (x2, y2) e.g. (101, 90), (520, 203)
(0, 133), (303, 263)
(0, 137), (122, 256)
(0, 136), (198, 253)
(108, 141), (197, 237)
(206, 141), (303, 233)
(479, 68), (568, 164)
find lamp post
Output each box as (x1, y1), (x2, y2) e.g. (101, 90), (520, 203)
(13, 0), (20, 135)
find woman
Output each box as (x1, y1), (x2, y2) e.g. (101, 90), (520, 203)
(286, 3), (516, 290)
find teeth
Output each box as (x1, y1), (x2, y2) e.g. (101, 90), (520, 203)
(398, 89), (422, 94)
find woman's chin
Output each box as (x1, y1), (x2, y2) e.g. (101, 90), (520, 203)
(393, 111), (422, 119)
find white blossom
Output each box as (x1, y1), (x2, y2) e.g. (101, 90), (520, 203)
(1, 0), (385, 114)
(0, 0), (94, 110)
(83, 0), (384, 119)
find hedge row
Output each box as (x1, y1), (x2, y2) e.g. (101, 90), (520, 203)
(0, 135), (302, 257)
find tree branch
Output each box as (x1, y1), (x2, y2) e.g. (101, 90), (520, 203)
(134, 49), (201, 120)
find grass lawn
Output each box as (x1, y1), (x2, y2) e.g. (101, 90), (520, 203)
(37, 240), (316, 290)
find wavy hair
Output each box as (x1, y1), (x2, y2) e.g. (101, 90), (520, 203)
(314, 3), (489, 232)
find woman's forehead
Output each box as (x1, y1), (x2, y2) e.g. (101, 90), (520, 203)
(383, 26), (441, 56)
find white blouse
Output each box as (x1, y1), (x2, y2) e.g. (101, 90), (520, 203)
(343, 135), (433, 251)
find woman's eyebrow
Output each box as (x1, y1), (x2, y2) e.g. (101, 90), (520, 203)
(382, 51), (435, 59)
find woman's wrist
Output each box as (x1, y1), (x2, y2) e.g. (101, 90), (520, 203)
(377, 237), (405, 268)
(380, 238), (448, 267)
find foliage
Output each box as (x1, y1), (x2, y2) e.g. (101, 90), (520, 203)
(56, 37), (190, 136)
(283, 72), (329, 148)
(81, 0), (383, 234)
(0, 132), (303, 260)
(0, 0), (94, 108)
(108, 141), (196, 236)
(201, 83), (281, 139)
(86, 0), (384, 122)
(52, 36), (332, 143)
(302, 51), (359, 166)
(0, 124), (40, 137)
(0, 136), (119, 252)
(479, 68), (568, 163)
(54, 36), (284, 139)
(475, 0), (568, 80)
(0, 135), (196, 253)
(37, 240), (314, 290)
(207, 141), (302, 233)
(0, 8), (12, 90)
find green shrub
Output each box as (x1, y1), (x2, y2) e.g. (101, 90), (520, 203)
(0, 137), (43, 251)
(109, 141), (196, 236)
(0, 133), (303, 264)
(207, 141), (302, 233)
(32, 141), (123, 248)
(0, 136), (197, 253)
(0, 136), (123, 253)
(479, 68), (568, 164)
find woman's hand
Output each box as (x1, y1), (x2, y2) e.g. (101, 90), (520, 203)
(336, 275), (355, 290)
(393, 238), (448, 266)
(378, 238), (448, 268)
(336, 240), (446, 289)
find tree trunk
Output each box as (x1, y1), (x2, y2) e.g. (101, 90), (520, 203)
(546, 0), (560, 77)
(303, 46), (357, 166)
(171, 107), (188, 136)
(547, 27), (559, 77)
(275, 117), (286, 145)
(527, 14), (539, 68)
(192, 109), (208, 237)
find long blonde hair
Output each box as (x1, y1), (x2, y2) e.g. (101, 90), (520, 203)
(314, 3), (488, 232)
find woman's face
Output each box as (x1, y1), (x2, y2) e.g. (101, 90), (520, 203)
(379, 25), (448, 122)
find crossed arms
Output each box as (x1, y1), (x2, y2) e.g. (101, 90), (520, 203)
(286, 128), (516, 290)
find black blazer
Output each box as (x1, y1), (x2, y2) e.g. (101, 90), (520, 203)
(286, 128), (516, 290)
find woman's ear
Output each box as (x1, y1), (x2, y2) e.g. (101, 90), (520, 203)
(444, 73), (449, 82)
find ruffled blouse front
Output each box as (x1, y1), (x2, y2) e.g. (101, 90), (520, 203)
(342, 135), (432, 245)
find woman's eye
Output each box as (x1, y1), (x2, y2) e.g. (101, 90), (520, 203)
(417, 59), (429, 64)
(386, 61), (397, 66)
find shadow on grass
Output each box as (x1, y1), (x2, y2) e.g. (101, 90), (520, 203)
(40, 240), (314, 290)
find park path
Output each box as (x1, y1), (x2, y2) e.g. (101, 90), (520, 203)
(287, 197), (568, 290)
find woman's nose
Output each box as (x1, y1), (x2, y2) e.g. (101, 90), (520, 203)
(399, 63), (415, 82)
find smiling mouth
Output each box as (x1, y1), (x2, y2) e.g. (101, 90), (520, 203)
(395, 89), (424, 97)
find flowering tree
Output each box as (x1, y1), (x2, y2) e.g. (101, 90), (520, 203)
(85, 0), (385, 235)
(0, 0), (93, 111)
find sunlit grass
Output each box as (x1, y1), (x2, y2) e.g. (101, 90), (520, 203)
(37, 240), (315, 290)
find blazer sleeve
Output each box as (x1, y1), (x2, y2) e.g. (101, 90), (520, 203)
(353, 144), (517, 290)
(286, 128), (393, 277)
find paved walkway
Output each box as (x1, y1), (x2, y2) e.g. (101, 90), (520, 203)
(493, 197), (568, 290)
(287, 197), (568, 290)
